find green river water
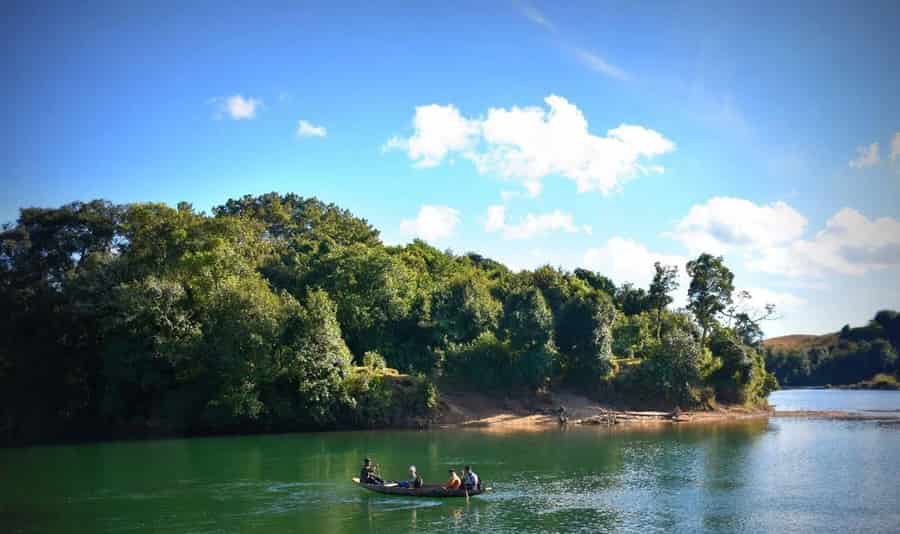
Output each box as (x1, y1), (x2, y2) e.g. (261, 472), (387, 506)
(3, 390), (900, 533)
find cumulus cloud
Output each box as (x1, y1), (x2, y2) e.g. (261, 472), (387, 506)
(667, 197), (807, 254)
(666, 197), (900, 278)
(849, 142), (880, 169)
(583, 237), (687, 291)
(484, 204), (587, 239)
(297, 120), (327, 138)
(386, 95), (674, 196)
(573, 48), (629, 81)
(383, 104), (479, 168)
(747, 208), (900, 277)
(399, 205), (461, 242)
(210, 95), (262, 120)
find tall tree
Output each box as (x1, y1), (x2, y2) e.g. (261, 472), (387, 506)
(686, 254), (734, 346)
(647, 262), (679, 341)
(616, 283), (651, 316)
(499, 286), (557, 388)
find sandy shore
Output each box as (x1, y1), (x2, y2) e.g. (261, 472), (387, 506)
(432, 391), (900, 432)
(433, 391), (772, 431)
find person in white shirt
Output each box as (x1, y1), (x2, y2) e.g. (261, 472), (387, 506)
(462, 465), (479, 490)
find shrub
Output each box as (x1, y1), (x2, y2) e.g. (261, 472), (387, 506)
(362, 351), (387, 371)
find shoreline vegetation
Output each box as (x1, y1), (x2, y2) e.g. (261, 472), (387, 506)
(764, 316), (900, 389)
(2, 193), (898, 446)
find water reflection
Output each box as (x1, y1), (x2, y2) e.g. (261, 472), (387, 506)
(3, 418), (899, 533)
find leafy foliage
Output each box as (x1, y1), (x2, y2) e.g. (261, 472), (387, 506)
(0, 194), (794, 444)
(686, 254), (734, 344)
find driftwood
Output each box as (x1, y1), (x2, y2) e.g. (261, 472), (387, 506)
(575, 409), (692, 425)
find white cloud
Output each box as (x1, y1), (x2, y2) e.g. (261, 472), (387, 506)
(583, 237), (687, 291)
(748, 208), (900, 277)
(383, 104), (479, 168)
(297, 120), (327, 138)
(666, 197), (900, 279)
(740, 287), (806, 309)
(573, 48), (629, 81)
(399, 205), (461, 242)
(890, 132), (900, 167)
(485, 205), (506, 233)
(668, 197), (807, 254)
(484, 204), (587, 239)
(210, 95), (262, 120)
(849, 142), (880, 169)
(521, 4), (556, 33)
(387, 95), (674, 196)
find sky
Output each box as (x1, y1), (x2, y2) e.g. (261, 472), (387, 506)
(3, 0), (899, 337)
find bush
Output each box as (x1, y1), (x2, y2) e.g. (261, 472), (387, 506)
(342, 367), (437, 428)
(611, 330), (709, 408)
(362, 351), (387, 371)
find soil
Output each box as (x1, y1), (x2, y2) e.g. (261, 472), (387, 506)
(432, 390), (772, 431)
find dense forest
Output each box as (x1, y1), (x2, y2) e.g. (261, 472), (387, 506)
(1, 194), (782, 445)
(764, 311), (900, 387)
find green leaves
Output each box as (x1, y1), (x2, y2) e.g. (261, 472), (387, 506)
(686, 253), (735, 345)
(3, 193), (830, 443)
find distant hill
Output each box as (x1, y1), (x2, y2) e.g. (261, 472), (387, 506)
(763, 333), (839, 352)
(763, 311), (899, 387)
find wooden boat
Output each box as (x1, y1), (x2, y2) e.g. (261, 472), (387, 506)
(352, 477), (488, 497)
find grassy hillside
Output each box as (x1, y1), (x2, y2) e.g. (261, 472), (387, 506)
(763, 333), (839, 352)
(763, 312), (899, 387)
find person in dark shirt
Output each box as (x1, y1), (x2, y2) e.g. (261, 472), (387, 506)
(359, 458), (383, 485)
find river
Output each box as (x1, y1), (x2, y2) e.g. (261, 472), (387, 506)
(3, 389), (900, 533)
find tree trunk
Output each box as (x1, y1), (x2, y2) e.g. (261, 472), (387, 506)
(656, 307), (663, 342)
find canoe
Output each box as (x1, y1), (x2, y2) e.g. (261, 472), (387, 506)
(352, 477), (487, 497)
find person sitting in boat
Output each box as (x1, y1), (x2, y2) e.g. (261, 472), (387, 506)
(359, 458), (383, 485)
(397, 465), (423, 488)
(443, 469), (462, 490)
(462, 465), (479, 490)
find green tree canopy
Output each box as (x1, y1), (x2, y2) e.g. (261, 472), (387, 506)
(686, 253), (734, 345)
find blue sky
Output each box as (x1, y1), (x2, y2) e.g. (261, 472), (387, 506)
(3, 1), (899, 337)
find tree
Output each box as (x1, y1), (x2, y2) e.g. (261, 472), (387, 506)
(637, 328), (710, 407)
(264, 289), (353, 426)
(500, 286), (557, 388)
(616, 283), (651, 316)
(574, 268), (617, 297)
(307, 243), (416, 358)
(686, 254), (734, 346)
(612, 312), (655, 358)
(213, 192), (380, 248)
(647, 262), (679, 341)
(873, 310), (900, 351)
(723, 290), (778, 348)
(431, 270), (502, 346)
(557, 285), (618, 382)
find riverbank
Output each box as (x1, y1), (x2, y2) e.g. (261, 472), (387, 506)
(433, 390), (771, 431)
